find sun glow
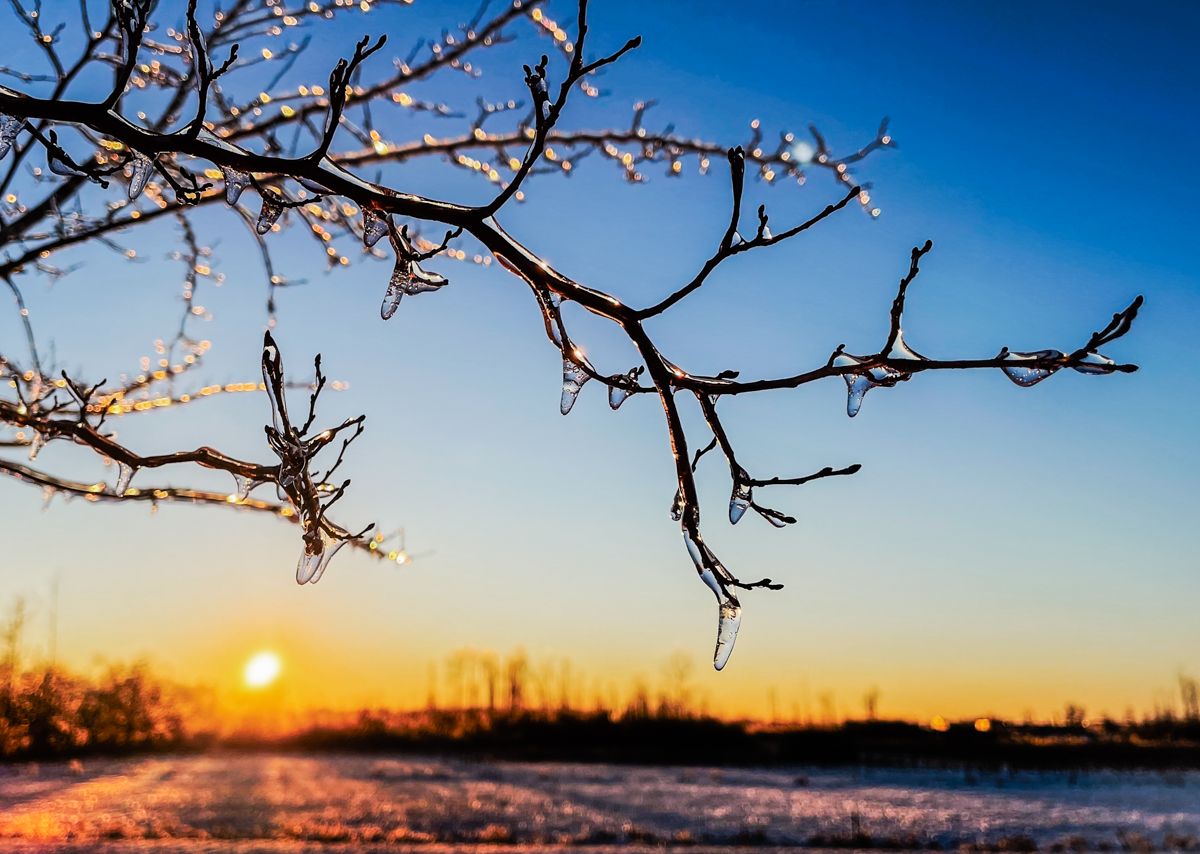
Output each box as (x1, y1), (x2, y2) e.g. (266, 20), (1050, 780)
(243, 651), (282, 688)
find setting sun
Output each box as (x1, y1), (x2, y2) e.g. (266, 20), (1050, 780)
(243, 652), (282, 689)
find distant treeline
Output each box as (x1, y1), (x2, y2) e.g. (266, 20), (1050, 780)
(1, 601), (1197, 768)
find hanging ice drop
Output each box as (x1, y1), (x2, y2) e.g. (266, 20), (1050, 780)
(221, 166), (252, 205)
(560, 356), (590, 415)
(362, 208), (388, 247)
(256, 191), (284, 234)
(729, 474), (752, 524)
(296, 528), (346, 584)
(231, 473), (260, 502)
(114, 463), (135, 496)
(127, 151), (153, 200)
(381, 256), (410, 320)
(1000, 349), (1063, 388)
(608, 367), (640, 410)
(0, 114), (22, 161)
(27, 430), (45, 462)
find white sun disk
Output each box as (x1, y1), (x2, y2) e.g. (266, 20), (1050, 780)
(244, 651), (282, 688)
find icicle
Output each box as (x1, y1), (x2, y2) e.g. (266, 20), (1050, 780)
(114, 463), (135, 496)
(381, 257), (408, 319)
(560, 356), (590, 415)
(1073, 351), (1115, 375)
(682, 528), (743, 671)
(0, 114), (22, 161)
(362, 208), (388, 247)
(221, 166), (252, 205)
(296, 528), (346, 584)
(729, 472), (752, 525)
(1000, 349), (1063, 388)
(256, 191), (284, 234)
(28, 430), (45, 462)
(41, 486), (54, 512)
(127, 151), (153, 200)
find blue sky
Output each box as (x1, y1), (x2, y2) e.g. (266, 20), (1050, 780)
(1, 0), (1196, 720)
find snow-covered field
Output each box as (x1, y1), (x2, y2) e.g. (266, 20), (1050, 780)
(0, 755), (1195, 851)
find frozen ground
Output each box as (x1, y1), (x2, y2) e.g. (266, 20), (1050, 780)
(0, 754), (1195, 851)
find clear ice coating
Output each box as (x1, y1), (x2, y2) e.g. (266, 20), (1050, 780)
(221, 166), (251, 205)
(833, 352), (909, 417)
(729, 473), (752, 525)
(1073, 351), (1115, 375)
(560, 356), (591, 414)
(27, 430), (44, 462)
(682, 528), (742, 671)
(48, 153), (86, 177)
(127, 151), (153, 200)
(670, 489), (684, 522)
(114, 462), (135, 496)
(887, 328), (927, 361)
(362, 208), (388, 247)
(1001, 349), (1063, 388)
(0, 114), (22, 161)
(256, 192), (284, 234)
(296, 528), (346, 585)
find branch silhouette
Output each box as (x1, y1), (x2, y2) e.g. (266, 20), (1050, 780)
(0, 0), (1140, 669)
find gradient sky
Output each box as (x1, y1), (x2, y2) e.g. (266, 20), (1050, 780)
(1, 0), (1197, 723)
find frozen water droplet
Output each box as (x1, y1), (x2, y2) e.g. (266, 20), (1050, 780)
(381, 257), (409, 320)
(1073, 351), (1115, 375)
(28, 430), (45, 461)
(256, 191), (284, 234)
(232, 473), (260, 502)
(887, 328), (926, 361)
(833, 352), (908, 417)
(761, 225), (772, 240)
(41, 486), (54, 512)
(127, 151), (153, 200)
(561, 356), (590, 414)
(221, 166), (251, 205)
(296, 528), (345, 585)
(0, 114), (22, 161)
(682, 528), (743, 670)
(362, 208), (388, 247)
(729, 473), (752, 525)
(1001, 349), (1063, 388)
(547, 291), (563, 309)
(114, 463), (135, 496)
(762, 511), (789, 529)
(670, 489), (684, 522)
(609, 384), (631, 410)
(731, 230), (743, 244)
(845, 373), (873, 417)
(714, 601), (742, 671)
(608, 367), (640, 410)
